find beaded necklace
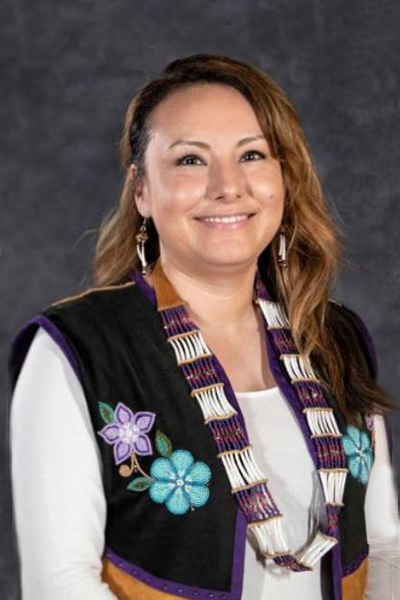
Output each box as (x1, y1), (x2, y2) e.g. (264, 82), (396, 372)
(138, 259), (348, 573)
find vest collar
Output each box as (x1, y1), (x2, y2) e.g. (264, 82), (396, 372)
(149, 257), (186, 311)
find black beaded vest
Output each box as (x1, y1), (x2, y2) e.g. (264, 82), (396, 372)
(9, 258), (380, 600)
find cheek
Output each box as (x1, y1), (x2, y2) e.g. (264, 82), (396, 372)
(269, 191), (285, 214)
(250, 160), (284, 194)
(257, 182), (285, 216)
(153, 177), (204, 216)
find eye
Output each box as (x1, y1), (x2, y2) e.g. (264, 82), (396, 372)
(176, 154), (204, 166)
(241, 150), (266, 161)
(175, 149), (266, 166)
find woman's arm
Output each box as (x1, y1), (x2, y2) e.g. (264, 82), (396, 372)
(364, 414), (400, 600)
(10, 326), (118, 600)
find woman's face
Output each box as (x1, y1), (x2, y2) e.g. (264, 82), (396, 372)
(133, 83), (285, 275)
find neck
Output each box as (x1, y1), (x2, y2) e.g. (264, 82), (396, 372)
(146, 256), (259, 335)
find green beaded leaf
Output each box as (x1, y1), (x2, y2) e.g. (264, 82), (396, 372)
(127, 477), (152, 492)
(98, 402), (115, 424)
(155, 430), (173, 457)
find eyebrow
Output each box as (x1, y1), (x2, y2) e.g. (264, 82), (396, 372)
(167, 135), (266, 150)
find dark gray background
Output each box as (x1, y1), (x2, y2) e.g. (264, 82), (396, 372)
(1, 1), (399, 598)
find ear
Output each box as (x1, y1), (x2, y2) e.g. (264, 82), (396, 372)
(130, 164), (151, 218)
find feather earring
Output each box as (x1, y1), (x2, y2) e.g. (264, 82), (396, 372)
(277, 227), (288, 268)
(277, 226), (290, 289)
(136, 217), (149, 275)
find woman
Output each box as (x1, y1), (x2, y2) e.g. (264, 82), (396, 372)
(9, 54), (399, 600)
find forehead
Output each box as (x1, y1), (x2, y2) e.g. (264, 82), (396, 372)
(148, 83), (262, 143)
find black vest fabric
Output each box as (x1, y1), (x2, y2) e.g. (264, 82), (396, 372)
(8, 275), (378, 600)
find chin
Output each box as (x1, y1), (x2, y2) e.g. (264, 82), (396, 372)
(196, 253), (256, 269)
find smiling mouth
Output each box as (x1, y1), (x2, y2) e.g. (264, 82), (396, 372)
(195, 213), (255, 223)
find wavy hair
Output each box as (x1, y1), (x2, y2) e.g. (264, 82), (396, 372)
(90, 53), (393, 422)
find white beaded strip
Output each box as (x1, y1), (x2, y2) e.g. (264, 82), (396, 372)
(253, 297), (344, 564)
(296, 531), (338, 568)
(281, 354), (319, 383)
(249, 516), (290, 557)
(191, 385), (237, 421)
(168, 331), (212, 365)
(256, 298), (290, 328)
(304, 408), (341, 437)
(318, 469), (348, 506)
(218, 446), (265, 489)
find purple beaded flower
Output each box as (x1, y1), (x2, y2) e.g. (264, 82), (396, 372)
(98, 402), (156, 465)
(365, 413), (375, 432)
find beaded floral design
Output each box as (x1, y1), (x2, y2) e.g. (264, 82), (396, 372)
(97, 402), (212, 514)
(342, 425), (373, 485)
(98, 402), (155, 464)
(149, 449), (211, 515)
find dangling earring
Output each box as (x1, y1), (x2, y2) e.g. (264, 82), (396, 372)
(277, 226), (288, 269)
(277, 226), (290, 289)
(136, 217), (149, 275)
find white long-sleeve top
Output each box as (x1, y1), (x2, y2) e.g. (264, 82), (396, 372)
(10, 327), (400, 600)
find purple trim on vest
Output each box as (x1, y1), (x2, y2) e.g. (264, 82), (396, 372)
(331, 538), (343, 600)
(342, 547), (369, 577)
(9, 314), (82, 394)
(231, 509), (247, 597)
(130, 269), (156, 304)
(103, 542), (243, 600)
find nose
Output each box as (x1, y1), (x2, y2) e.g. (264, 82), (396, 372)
(207, 159), (246, 202)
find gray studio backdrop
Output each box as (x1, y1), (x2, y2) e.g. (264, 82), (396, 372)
(2, 1), (399, 598)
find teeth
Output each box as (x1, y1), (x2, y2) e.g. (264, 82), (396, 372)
(200, 214), (249, 223)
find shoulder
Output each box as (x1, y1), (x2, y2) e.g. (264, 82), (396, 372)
(41, 279), (157, 330)
(8, 280), (152, 394)
(42, 279), (163, 343)
(11, 326), (82, 403)
(45, 280), (138, 316)
(327, 299), (378, 379)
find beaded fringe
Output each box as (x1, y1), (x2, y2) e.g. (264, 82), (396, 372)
(257, 299), (289, 328)
(319, 469), (347, 506)
(191, 384), (237, 421)
(304, 408), (342, 438)
(280, 353), (319, 383)
(168, 330), (211, 365)
(218, 446), (265, 488)
(297, 531), (338, 568)
(249, 516), (290, 557)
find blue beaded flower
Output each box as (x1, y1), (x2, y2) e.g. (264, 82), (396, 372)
(149, 449), (211, 515)
(342, 425), (373, 485)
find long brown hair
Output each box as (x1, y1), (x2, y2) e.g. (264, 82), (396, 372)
(89, 53), (393, 422)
